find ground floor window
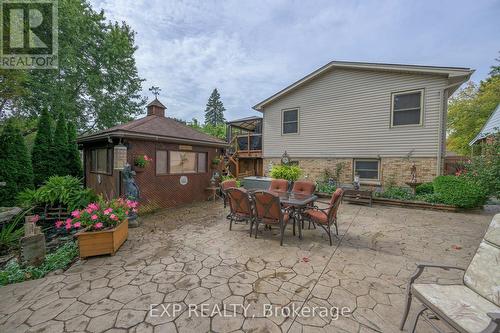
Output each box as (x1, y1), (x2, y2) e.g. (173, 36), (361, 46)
(197, 152), (207, 173)
(90, 148), (111, 174)
(155, 150), (208, 175)
(354, 159), (379, 181)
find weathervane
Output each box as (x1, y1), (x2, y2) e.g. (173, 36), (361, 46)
(149, 86), (161, 98)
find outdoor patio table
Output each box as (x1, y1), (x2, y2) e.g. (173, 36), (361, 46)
(272, 191), (318, 240)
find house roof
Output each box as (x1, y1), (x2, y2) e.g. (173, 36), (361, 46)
(77, 115), (227, 147)
(253, 60), (474, 111)
(469, 103), (500, 145)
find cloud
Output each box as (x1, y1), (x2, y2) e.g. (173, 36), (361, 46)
(90, 0), (500, 121)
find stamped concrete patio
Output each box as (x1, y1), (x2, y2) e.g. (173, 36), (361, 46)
(0, 201), (497, 333)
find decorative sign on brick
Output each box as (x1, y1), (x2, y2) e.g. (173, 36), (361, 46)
(180, 176), (188, 185)
(179, 145), (193, 151)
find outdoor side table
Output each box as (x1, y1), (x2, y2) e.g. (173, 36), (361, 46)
(343, 189), (373, 207)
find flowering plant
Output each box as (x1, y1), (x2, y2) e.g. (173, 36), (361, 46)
(134, 155), (153, 168)
(56, 198), (139, 232)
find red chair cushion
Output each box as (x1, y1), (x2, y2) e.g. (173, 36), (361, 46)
(305, 209), (328, 224)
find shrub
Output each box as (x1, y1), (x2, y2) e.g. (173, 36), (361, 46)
(66, 121), (83, 178)
(416, 182), (434, 195)
(0, 241), (78, 286)
(32, 109), (54, 186)
(220, 175), (241, 187)
(433, 175), (487, 208)
(269, 165), (302, 182)
(378, 187), (414, 201)
(465, 134), (500, 199)
(17, 176), (98, 211)
(316, 182), (336, 194)
(0, 210), (27, 255)
(0, 120), (34, 205)
(52, 112), (69, 176)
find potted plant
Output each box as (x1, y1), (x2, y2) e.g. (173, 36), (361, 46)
(211, 156), (221, 168)
(134, 154), (152, 172)
(56, 198), (138, 258)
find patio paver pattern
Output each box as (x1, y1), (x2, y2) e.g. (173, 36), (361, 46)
(0, 201), (497, 333)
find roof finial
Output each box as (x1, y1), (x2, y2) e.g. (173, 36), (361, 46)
(149, 86), (161, 99)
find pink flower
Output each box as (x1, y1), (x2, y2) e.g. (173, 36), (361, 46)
(132, 208), (138, 213)
(71, 210), (80, 218)
(31, 215), (40, 223)
(85, 208), (92, 214)
(66, 218), (72, 224)
(125, 211), (129, 215)
(103, 208), (113, 215)
(65, 223), (72, 230)
(87, 203), (99, 211)
(55, 220), (63, 229)
(91, 214), (98, 220)
(94, 222), (103, 229)
(73, 222), (81, 228)
(110, 214), (118, 221)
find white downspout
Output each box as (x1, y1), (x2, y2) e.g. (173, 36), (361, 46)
(438, 82), (462, 176)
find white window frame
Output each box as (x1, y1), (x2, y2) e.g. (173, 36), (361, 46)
(353, 159), (380, 181)
(281, 108), (300, 135)
(390, 89), (424, 127)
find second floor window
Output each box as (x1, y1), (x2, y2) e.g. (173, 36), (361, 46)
(282, 108), (299, 134)
(391, 90), (423, 126)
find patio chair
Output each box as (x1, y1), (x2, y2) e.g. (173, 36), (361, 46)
(226, 187), (254, 234)
(268, 179), (289, 193)
(251, 190), (290, 246)
(291, 180), (316, 196)
(303, 188), (344, 246)
(221, 179), (237, 208)
(290, 180), (317, 229)
(400, 213), (500, 333)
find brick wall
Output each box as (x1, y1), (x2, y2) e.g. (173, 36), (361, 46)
(83, 138), (221, 213)
(263, 157), (438, 187)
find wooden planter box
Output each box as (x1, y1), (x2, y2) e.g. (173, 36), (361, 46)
(76, 220), (128, 258)
(372, 197), (461, 212)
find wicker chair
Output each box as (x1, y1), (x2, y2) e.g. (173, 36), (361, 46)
(221, 179), (237, 208)
(268, 179), (289, 193)
(251, 190), (290, 246)
(226, 187), (253, 234)
(400, 213), (500, 333)
(303, 188), (344, 246)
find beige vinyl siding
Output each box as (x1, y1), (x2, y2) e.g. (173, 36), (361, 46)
(262, 68), (448, 158)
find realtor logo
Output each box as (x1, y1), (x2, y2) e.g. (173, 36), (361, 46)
(0, 0), (58, 69)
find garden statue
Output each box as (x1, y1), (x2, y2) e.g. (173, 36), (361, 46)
(353, 175), (360, 190)
(123, 164), (140, 227)
(20, 215), (46, 266)
(405, 162), (422, 195)
(410, 162), (417, 183)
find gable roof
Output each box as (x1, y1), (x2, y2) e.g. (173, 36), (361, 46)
(469, 104), (500, 145)
(253, 60), (474, 111)
(78, 115), (227, 147)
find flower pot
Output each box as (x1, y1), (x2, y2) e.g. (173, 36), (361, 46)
(134, 166), (146, 173)
(76, 219), (128, 258)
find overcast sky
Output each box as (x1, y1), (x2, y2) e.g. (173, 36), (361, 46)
(91, 0), (500, 122)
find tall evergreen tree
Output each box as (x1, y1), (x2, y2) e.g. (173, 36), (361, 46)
(52, 112), (69, 176)
(0, 120), (33, 205)
(204, 88), (226, 126)
(32, 109), (54, 186)
(66, 122), (82, 177)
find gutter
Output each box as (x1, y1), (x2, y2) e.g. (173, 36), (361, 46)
(77, 130), (229, 148)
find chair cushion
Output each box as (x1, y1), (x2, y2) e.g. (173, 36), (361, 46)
(261, 212), (289, 225)
(484, 213), (500, 246)
(305, 209), (328, 224)
(464, 241), (500, 306)
(412, 283), (500, 333)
